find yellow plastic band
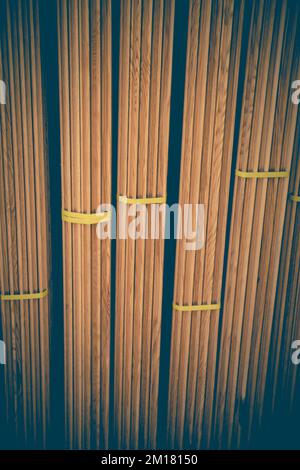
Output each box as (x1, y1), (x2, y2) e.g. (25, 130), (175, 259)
(118, 195), (166, 205)
(173, 302), (221, 312)
(235, 169), (289, 179)
(290, 195), (300, 202)
(62, 209), (111, 225)
(0, 289), (48, 301)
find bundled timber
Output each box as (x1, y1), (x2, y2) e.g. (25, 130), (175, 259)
(114, 0), (174, 449)
(269, 112), (300, 415)
(57, 0), (111, 449)
(0, 0), (50, 447)
(1, 0), (300, 451)
(215, 0), (300, 449)
(167, 0), (244, 449)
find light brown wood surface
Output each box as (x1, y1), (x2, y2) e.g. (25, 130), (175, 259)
(57, 0), (111, 449)
(167, 0), (244, 449)
(114, 0), (174, 449)
(215, 0), (300, 449)
(0, 0), (50, 447)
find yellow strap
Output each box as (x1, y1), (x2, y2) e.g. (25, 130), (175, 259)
(118, 195), (166, 205)
(173, 302), (221, 312)
(290, 195), (300, 202)
(62, 209), (111, 225)
(0, 289), (48, 301)
(235, 169), (289, 179)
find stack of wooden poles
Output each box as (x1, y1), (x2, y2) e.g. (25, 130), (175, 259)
(114, 0), (174, 449)
(57, 0), (111, 449)
(1, 0), (300, 451)
(269, 112), (300, 416)
(215, 0), (300, 449)
(167, 0), (244, 449)
(0, 0), (50, 447)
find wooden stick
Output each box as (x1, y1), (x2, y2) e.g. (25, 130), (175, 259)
(14, 0), (32, 440)
(122, 0), (141, 448)
(31, 0), (51, 444)
(114, 0), (131, 448)
(140, 0), (163, 448)
(100, 0), (111, 449)
(131, 0), (152, 448)
(80, 0), (91, 449)
(149, 0), (174, 448)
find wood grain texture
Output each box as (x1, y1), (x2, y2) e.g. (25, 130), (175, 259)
(167, 0), (244, 449)
(268, 112), (300, 417)
(0, 0), (299, 450)
(114, 0), (174, 449)
(57, 0), (111, 449)
(0, 0), (51, 448)
(215, 0), (300, 448)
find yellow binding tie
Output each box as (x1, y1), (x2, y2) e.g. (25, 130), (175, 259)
(235, 170), (289, 179)
(173, 302), (221, 312)
(118, 195), (166, 205)
(62, 209), (111, 225)
(290, 195), (300, 202)
(0, 289), (48, 301)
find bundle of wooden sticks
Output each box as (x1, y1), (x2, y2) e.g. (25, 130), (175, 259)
(0, 0), (50, 448)
(114, 0), (174, 449)
(0, 0), (299, 452)
(57, 0), (111, 449)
